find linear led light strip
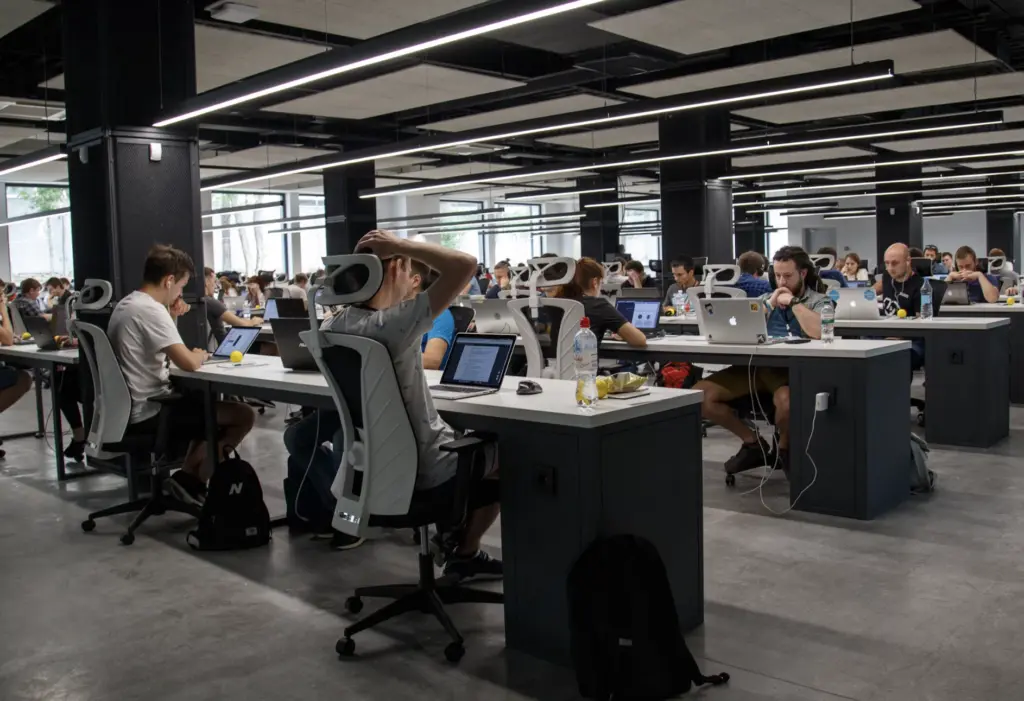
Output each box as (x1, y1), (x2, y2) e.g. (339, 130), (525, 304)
(922, 204), (1021, 212)
(202, 202), (282, 218)
(822, 213), (875, 220)
(751, 206), (838, 215)
(156, 0), (609, 127)
(724, 148), (1024, 181)
(377, 207), (505, 224)
(733, 184), (1018, 207)
(359, 117), (1002, 199)
(916, 192), (1024, 205)
(0, 150), (67, 179)
(202, 214), (324, 234)
(585, 198), (661, 208)
(732, 171), (1024, 197)
(501, 187), (616, 201)
(202, 64), (895, 192)
(407, 214), (585, 235)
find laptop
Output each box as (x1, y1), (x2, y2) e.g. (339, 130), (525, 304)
(615, 299), (662, 337)
(24, 315), (59, 350)
(618, 287), (661, 300)
(942, 282), (971, 306)
(205, 326), (261, 364)
(469, 298), (516, 334)
(833, 288), (881, 321)
(429, 333), (516, 400)
(270, 317), (318, 371)
(699, 298), (781, 345)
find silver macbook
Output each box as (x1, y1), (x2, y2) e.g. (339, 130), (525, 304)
(469, 298), (516, 333)
(699, 298), (779, 345)
(833, 288), (881, 321)
(206, 326), (261, 364)
(943, 282), (971, 306)
(429, 333), (516, 400)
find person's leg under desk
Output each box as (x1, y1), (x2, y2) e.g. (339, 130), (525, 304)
(695, 369), (758, 443)
(0, 368), (31, 413)
(57, 368), (85, 443)
(773, 385), (791, 450)
(181, 399), (257, 481)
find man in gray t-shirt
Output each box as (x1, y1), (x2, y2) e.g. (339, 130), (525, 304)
(312, 231), (502, 580)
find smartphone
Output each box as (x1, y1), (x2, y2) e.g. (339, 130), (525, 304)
(784, 338), (811, 344)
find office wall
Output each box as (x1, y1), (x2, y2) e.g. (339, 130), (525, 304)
(921, 211), (986, 254)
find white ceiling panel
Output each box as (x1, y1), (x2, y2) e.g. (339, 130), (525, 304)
(264, 65), (523, 120)
(243, 0), (489, 40)
(0, 0), (49, 39)
(878, 128), (1024, 153)
(539, 122), (659, 149)
(200, 145), (334, 169)
(590, 0), (917, 56)
(404, 162), (516, 180)
(732, 146), (871, 167)
(624, 31), (992, 99)
(736, 73), (1024, 124)
(421, 95), (623, 132)
(0, 124), (51, 149)
(995, 105), (1024, 124)
(0, 158), (67, 183)
(964, 157), (1024, 169)
(375, 156), (437, 170)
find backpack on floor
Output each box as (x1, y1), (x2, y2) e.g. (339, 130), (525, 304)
(188, 450), (271, 551)
(657, 362), (701, 390)
(567, 534), (729, 700)
(284, 447), (338, 533)
(910, 434), (936, 494)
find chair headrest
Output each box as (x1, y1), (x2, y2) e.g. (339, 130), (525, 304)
(810, 254), (835, 270)
(703, 264), (741, 285)
(74, 279), (114, 310)
(317, 254), (384, 306)
(529, 256), (576, 288)
(603, 261), (623, 277)
(989, 255), (1007, 273)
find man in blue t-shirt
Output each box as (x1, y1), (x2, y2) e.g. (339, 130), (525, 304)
(735, 251), (772, 297)
(947, 245), (999, 303)
(412, 260), (456, 369)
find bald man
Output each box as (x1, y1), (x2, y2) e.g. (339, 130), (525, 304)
(874, 243), (926, 370)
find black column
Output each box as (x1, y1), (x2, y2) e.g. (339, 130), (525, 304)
(659, 110), (732, 271)
(734, 212), (766, 256)
(875, 165), (922, 265)
(986, 176), (1018, 256)
(578, 175), (619, 261)
(64, 0), (203, 304)
(324, 162), (377, 256)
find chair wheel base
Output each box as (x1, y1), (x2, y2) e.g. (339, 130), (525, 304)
(345, 596), (363, 614)
(725, 474), (736, 487)
(120, 533), (135, 546)
(444, 642), (465, 663)
(81, 519), (96, 532)
(336, 638), (355, 657)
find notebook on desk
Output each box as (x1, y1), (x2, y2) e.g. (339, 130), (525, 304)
(429, 333), (516, 400)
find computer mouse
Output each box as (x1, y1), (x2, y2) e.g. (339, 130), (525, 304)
(517, 380), (543, 395)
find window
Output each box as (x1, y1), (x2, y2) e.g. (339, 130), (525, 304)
(766, 211), (789, 261)
(5, 185), (73, 283)
(209, 192), (286, 277)
(487, 202), (539, 267)
(620, 208), (660, 269)
(297, 195), (326, 274)
(425, 200), (483, 259)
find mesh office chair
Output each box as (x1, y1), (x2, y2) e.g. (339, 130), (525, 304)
(74, 321), (201, 544)
(308, 255), (502, 663)
(7, 301), (27, 337)
(448, 305), (476, 334)
(507, 257), (581, 380)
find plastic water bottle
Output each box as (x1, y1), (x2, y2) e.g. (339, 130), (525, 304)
(672, 289), (685, 314)
(574, 317), (599, 412)
(820, 303), (835, 344)
(920, 277), (933, 320)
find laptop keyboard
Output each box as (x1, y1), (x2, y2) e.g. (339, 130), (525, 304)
(430, 385), (484, 393)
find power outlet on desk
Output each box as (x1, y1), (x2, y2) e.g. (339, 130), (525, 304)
(535, 464), (557, 496)
(950, 350), (964, 365)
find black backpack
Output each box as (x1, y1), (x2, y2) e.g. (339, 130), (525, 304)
(568, 535), (729, 700)
(188, 450), (272, 551)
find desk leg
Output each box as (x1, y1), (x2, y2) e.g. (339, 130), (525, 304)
(50, 367), (66, 481)
(203, 384), (218, 472)
(34, 369), (45, 438)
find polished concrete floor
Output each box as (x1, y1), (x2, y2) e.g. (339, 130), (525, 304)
(2, 384), (1024, 701)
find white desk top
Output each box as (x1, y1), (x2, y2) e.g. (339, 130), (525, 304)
(834, 316), (1009, 330)
(939, 303), (1024, 314)
(0, 343), (79, 364)
(603, 335), (910, 359)
(660, 316), (699, 326)
(170, 357), (702, 429)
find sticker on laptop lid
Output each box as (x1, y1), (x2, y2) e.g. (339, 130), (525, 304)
(864, 289), (876, 302)
(827, 289), (840, 302)
(750, 303), (759, 312)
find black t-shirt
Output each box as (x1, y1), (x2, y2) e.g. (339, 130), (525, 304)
(880, 273), (924, 318)
(205, 296), (228, 343)
(581, 296), (628, 342)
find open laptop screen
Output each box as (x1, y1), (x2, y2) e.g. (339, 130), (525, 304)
(213, 326), (261, 359)
(262, 298), (279, 320)
(439, 334), (516, 388)
(616, 299), (659, 329)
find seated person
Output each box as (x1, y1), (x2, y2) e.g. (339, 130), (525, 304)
(460, 274), (482, 296)
(735, 251), (772, 297)
(815, 246), (847, 288)
(244, 276), (267, 308)
(924, 245), (948, 275)
(841, 253), (870, 282)
(410, 261), (455, 370)
(551, 257), (647, 348)
(0, 286), (33, 430)
(485, 260), (512, 299)
(947, 245), (999, 303)
(109, 245), (256, 505)
(45, 277), (73, 309)
(941, 251), (954, 273)
(282, 273), (310, 301)
(622, 260), (659, 289)
(694, 246), (827, 475)
(203, 267), (263, 345)
(219, 277), (239, 298)
(13, 278), (49, 321)
(662, 257), (698, 309)
(874, 243), (925, 370)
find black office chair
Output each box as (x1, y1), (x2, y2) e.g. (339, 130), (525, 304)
(448, 305), (476, 334)
(477, 276), (491, 296)
(308, 255), (502, 663)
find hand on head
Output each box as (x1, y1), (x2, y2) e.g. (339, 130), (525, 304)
(356, 229), (404, 259)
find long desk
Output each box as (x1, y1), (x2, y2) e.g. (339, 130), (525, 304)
(170, 358), (704, 666)
(601, 336), (912, 520)
(0, 344), (82, 480)
(938, 304), (1024, 404)
(834, 317), (1010, 448)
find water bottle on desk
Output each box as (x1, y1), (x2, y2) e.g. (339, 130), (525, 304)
(920, 278), (933, 320)
(574, 317), (599, 412)
(821, 303), (835, 344)
(672, 289), (685, 315)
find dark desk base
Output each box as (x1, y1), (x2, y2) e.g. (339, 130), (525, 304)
(174, 375), (705, 667)
(0, 358), (74, 480)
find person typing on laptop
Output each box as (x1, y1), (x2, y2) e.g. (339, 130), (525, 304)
(693, 246), (827, 476)
(203, 267), (263, 344)
(0, 285), (32, 425)
(108, 245), (256, 505)
(315, 230), (502, 580)
(947, 245), (999, 303)
(551, 257), (647, 348)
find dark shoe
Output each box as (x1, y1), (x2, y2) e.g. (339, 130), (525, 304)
(724, 437), (774, 475)
(63, 439), (87, 463)
(429, 528), (462, 567)
(163, 471), (207, 507)
(443, 550), (503, 582)
(330, 531), (365, 551)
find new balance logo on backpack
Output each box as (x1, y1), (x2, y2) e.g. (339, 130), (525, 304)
(187, 450), (271, 551)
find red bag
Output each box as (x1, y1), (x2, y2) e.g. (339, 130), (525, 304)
(659, 362), (694, 389)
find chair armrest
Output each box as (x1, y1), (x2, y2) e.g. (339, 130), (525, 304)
(147, 392), (185, 405)
(439, 435), (489, 454)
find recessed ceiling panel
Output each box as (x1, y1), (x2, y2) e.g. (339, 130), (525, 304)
(964, 158), (1024, 169)
(539, 122), (659, 149)
(200, 145), (334, 169)
(263, 65), (523, 120)
(0, 124), (52, 149)
(878, 128), (1024, 153)
(732, 146), (871, 168)
(403, 162), (516, 180)
(0, 0), (49, 39)
(624, 31), (993, 99)
(421, 95), (623, 132)
(590, 0), (917, 56)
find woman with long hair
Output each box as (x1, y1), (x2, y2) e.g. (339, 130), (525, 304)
(841, 253), (869, 282)
(552, 257), (647, 348)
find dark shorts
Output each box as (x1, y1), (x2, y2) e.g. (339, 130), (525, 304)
(413, 443), (500, 519)
(0, 365), (24, 391)
(704, 365), (789, 398)
(124, 392), (210, 443)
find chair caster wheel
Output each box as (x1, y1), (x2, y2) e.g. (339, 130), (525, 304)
(444, 642), (465, 663)
(120, 533), (135, 546)
(725, 474), (736, 487)
(336, 637), (355, 657)
(345, 597), (363, 614)
(81, 519), (96, 532)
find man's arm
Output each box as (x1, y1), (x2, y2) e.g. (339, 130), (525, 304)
(977, 273), (999, 303)
(791, 302), (823, 339)
(0, 297), (13, 346)
(165, 344), (209, 372)
(422, 338), (449, 370)
(221, 310), (262, 328)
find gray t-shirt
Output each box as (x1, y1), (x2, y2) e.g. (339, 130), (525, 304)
(108, 291), (183, 423)
(323, 292), (456, 490)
